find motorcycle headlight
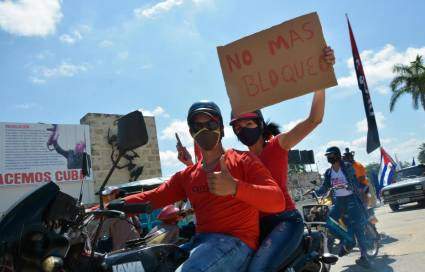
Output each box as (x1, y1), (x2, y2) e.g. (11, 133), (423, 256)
(415, 184), (422, 190)
(383, 191), (390, 196)
(22, 231), (49, 259)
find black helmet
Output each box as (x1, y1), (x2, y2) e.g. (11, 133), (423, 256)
(229, 109), (265, 128)
(325, 146), (341, 157)
(343, 147), (354, 157)
(187, 100), (223, 127)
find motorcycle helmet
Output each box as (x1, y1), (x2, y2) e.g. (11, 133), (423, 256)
(324, 146), (341, 158)
(187, 100), (224, 137)
(157, 205), (181, 224)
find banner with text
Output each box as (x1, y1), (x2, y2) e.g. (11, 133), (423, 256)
(0, 122), (92, 186)
(217, 12), (338, 114)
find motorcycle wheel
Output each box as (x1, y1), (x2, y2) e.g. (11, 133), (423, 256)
(300, 261), (332, 272)
(364, 223), (380, 258)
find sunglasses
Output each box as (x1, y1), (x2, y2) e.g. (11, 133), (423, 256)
(190, 120), (220, 132)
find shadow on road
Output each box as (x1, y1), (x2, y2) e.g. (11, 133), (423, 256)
(337, 254), (396, 272)
(379, 233), (398, 245)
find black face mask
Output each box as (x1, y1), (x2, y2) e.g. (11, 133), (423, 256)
(192, 128), (221, 151)
(236, 127), (261, 146)
(327, 157), (338, 164)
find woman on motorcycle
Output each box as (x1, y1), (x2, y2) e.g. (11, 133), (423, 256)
(229, 46), (335, 271)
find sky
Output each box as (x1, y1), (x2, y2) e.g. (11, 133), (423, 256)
(1, 0), (425, 177)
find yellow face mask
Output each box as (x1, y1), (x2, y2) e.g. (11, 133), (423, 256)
(191, 128), (221, 151)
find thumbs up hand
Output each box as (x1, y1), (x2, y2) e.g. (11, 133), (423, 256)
(207, 155), (237, 196)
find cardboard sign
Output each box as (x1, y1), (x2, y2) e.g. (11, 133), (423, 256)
(217, 12), (338, 114)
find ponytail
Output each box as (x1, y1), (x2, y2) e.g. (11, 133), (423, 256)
(262, 121), (280, 140)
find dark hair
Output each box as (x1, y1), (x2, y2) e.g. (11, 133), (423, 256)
(263, 121), (280, 140)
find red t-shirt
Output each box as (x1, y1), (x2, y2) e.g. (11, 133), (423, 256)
(125, 149), (285, 250)
(258, 136), (296, 211)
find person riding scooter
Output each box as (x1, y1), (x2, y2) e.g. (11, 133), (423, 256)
(315, 146), (372, 269)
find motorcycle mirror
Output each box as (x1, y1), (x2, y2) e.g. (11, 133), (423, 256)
(117, 110), (148, 155)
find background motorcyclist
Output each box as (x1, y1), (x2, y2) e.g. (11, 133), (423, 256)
(315, 146), (372, 269)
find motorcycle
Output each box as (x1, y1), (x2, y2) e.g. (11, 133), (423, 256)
(0, 110), (337, 272)
(304, 184), (380, 259)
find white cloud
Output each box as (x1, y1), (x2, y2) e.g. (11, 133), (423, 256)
(192, 0), (212, 6)
(99, 40), (114, 48)
(160, 150), (180, 166)
(31, 77), (46, 84)
(223, 126), (236, 140)
(0, 0), (62, 37)
(356, 112), (385, 133)
(13, 103), (40, 110)
(59, 30), (82, 44)
(139, 106), (169, 118)
(134, 0), (183, 18)
(337, 44), (425, 91)
(35, 51), (53, 60)
(389, 138), (424, 162)
(351, 136), (367, 149)
(117, 51), (129, 60)
(32, 62), (89, 83)
(375, 85), (390, 95)
(160, 120), (192, 145)
(283, 118), (304, 132)
(141, 64), (153, 70)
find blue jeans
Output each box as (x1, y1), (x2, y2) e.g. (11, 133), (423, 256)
(248, 210), (304, 272)
(326, 194), (368, 257)
(176, 233), (253, 272)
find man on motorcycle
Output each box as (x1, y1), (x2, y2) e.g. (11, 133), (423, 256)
(124, 100), (285, 272)
(315, 146), (372, 269)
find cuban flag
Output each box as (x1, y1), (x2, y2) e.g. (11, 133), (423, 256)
(378, 147), (397, 187)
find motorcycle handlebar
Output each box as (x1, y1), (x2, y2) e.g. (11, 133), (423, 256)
(87, 209), (125, 219)
(107, 199), (152, 214)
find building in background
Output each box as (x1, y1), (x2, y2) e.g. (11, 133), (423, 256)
(0, 112), (162, 214)
(80, 113), (161, 196)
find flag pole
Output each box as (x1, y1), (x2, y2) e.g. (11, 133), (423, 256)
(346, 14), (381, 153)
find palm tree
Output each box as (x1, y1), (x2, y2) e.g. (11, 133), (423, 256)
(418, 143), (425, 164)
(389, 55), (425, 111)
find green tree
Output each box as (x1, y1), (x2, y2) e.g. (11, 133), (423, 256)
(389, 55), (425, 112)
(288, 164), (306, 176)
(365, 162), (380, 182)
(418, 143), (425, 164)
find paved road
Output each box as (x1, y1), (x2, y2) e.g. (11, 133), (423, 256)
(330, 202), (425, 272)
